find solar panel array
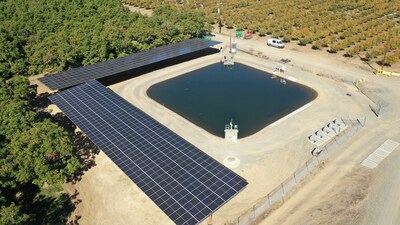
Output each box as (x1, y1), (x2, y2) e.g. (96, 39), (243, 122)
(49, 80), (247, 225)
(39, 38), (220, 90)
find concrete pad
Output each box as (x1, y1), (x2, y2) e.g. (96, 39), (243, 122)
(361, 139), (399, 169)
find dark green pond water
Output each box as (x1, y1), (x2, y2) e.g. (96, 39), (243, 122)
(147, 63), (317, 138)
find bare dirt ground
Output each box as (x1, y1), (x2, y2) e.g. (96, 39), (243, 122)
(212, 28), (400, 225)
(264, 166), (374, 225)
(123, 4), (153, 16)
(219, 27), (400, 74)
(261, 129), (400, 225)
(29, 26), (400, 225)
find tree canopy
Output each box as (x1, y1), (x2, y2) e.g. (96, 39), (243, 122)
(0, 76), (81, 223)
(0, 76), (80, 187)
(0, 0), (213, 223)
(0, 0), (211, 79)
(124, 0), (400, 66)
(0, 202), (29, 225)
(7, 120), (80, 187)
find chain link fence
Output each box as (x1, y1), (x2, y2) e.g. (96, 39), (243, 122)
(229, 117), (366, 225)
(357, 83), (389, 117)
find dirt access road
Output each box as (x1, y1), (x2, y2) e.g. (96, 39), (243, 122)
(123, 6), (400, 224)
(211, 30), (400, 225)
(32, 23), (397, 224)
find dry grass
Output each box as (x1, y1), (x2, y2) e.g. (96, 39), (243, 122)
(295, 168), (372, 225)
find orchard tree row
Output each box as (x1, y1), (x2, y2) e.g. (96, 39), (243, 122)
(0, 76), (81, 224)
(123, 0), (400, 65)
(0, 0), (211, 79)
(1, 0), (211, 223)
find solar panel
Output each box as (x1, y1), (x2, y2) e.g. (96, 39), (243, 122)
(49, 80), (247, 225)
(39, 38), (220, 90)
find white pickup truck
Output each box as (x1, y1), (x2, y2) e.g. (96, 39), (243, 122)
(267, 38), (285, 48)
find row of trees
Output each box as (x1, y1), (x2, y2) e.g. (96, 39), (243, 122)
(0, 76), (81, 224)
(1, 0), (213, 223)
(328, 20), (397, 52)
(0, 0), (211, 79)
(124, 0), (400, 66)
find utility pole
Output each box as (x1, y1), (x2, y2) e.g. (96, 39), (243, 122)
(218, 0), (222, 33)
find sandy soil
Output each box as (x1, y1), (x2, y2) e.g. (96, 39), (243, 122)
(213, 28), (400, 225)
(29, 73), (53, 95)
(361, 142), (400, 225)
(63, 151), (173, 225)
(30, 26), (400, 225)
(123, 4), (153, 16)
(263, 166), (374, 225)
(261, 120), (400, 225)
(218, 27), (400, 73)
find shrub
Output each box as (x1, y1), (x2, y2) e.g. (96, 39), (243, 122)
(258, 28), (267, 36)
(312, 41), (322, 50)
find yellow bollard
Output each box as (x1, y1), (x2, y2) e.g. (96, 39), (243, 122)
(376, 69), (383, 76)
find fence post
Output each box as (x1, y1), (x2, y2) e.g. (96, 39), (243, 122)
(268, 193), (271, 206)
(343, 129), (348, 137)
(229, 117), (364, 225)
(377, 104), (381, 117)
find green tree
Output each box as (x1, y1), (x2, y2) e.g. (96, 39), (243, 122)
(0, 0), (211, 78)
(0, 76), (36, 102)
(6, 120), (81, 186)
(0, 202), (30, 225)
(0, 29), (26, 79)
(0, 77), (37, 140)
(0, 100), (37, 140)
